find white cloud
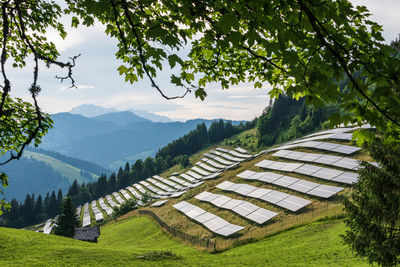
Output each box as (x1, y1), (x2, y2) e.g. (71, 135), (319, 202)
(59, 85), (96, 91)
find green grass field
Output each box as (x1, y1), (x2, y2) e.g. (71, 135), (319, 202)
(0, 215), (369, 266)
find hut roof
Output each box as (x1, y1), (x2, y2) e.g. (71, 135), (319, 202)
(74, 227), (100, 241)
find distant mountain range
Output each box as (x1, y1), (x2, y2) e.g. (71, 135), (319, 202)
(39, 111), (245, 170)
(69, 104), (173, 122)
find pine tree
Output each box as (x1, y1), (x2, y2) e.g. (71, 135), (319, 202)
(68, 180), (79, 196)
(53, 197), (80, 238)
(343, 138), (400, 266)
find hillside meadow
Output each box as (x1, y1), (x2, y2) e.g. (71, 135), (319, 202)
(0, 215), (369, 266)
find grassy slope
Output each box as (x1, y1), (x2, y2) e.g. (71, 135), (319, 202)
(23, 150), (98, 184)
(0, 215), (368, 266)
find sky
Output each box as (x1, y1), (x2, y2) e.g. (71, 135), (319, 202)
(8, 0), (400, 121)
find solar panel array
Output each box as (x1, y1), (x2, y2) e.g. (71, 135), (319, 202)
(173, 201), (244, 236)
(42, 219), (54, 234)
(216, 181), (312, 212)
(82, 203), (91, 227)
(276, 141), (361, 155)
(272, 149), (360, 170)
(106, 195), (118, 208)
(91, 200), (104, 221)
(237, 170), (344, 198)
(195, 191), (278, 224)
(113, 192), (125, 205)
(150, 200), (168, 207)
(99, 198), (113, 216)
(256, 160), (358, 184)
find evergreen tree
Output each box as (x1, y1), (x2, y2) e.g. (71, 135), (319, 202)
(53, 197), (80, 238)
(57, 189), (63, 208)
(95, 174), (107, 198)
(343, 139), (400, 266)
(107, 173), (117, 194)
(47, 191), (58, 218)
(68, 180), (79, 196)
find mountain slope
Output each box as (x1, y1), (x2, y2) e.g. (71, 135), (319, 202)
(1, 150), (109, 201)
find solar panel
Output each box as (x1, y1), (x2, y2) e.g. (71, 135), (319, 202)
(150, 200), (168, 207)
(213, 156), (234, 165)
(204, 159), (226, 169)
(245, 208), (278, 224)
(258, 172), (283, 183)
(332, 145), (361, 155)
(247, 188), (272, 199)
(228, 150), (252, 159)
(285, 151), (307, 160)
(280, 162), (303, 172)
(202, 193), (220, 202)
(331, 158), (359, 170)
(255, 159), (275, 168)
(211, 195), (232, 207)
(261, 191), (290, 204)
(330, 133), (352, 140)
(221, 153), (243, 162)
(186, 171), (203, 179)
(193, 212), (217, 224)
(297, 153), (323, 162)
(299, 141), (322, 148)
(180, 173), (198, 183)
(272, 150), (292, 158)
(173, 201), (190, 211)
(198, 162), (219, 172)
(307, 184), (344, 198)
(237, 170), (257, 179)
(221, 199), (244, 209)
(312, 168), (344, 180)
(313, 155), (342, 165)
(204, 172), (221, 180)
(203, 152), (215, 159)
(192, 166), (211, 176)
(332, 172), (358, 184)
(294, 164), (322, 175)
(216, 147), (230, 153)
(315, 142), (341, 150)
(232, 202), (259, 217)
(186, 207), (206, 219)
(234, 184), (258, 196)
(277, 196), (311, 212)
(288, 179), (319, 193)
(204, 217), (230, 232)
(216, 181), (235, 190)
(214, 224), (245, 237)
(235, 147), (248, 154)
(272, 176), (300, 187)
(170, 191), (186, 198)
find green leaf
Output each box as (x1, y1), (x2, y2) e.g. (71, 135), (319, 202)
(71, 16), (80, 28)
(195, 88), (207, 100)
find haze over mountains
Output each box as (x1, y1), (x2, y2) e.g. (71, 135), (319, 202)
(69, 104), (173, 122)
(37, 104), (246, 170)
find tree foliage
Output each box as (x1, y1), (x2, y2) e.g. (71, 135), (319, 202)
(343, 139), (400, 266)
(66, 0), (400, 144)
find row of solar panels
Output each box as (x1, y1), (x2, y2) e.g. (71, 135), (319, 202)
(237, 170), (343, 198)
(272, 149), (360, 170)
(173, 201), (245, 237)
(255, 159), (358, 184)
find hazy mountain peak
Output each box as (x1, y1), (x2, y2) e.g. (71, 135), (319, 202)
(69, 104), (173, 122)
(70, 104), (118, 118)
